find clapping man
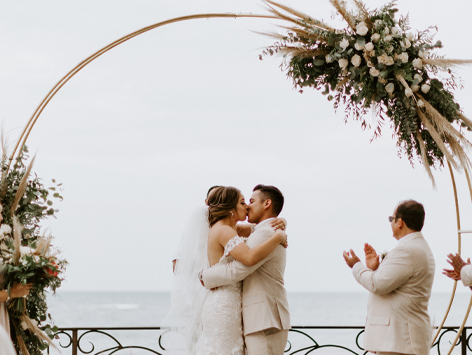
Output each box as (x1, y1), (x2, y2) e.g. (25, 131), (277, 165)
(343, 200), (435, 355)
(443, 252), (472, 287)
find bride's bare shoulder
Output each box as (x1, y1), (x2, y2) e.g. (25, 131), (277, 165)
(209, 224), (237, 245)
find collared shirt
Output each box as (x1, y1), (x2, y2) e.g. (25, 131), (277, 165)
(254, 217), (276, 232)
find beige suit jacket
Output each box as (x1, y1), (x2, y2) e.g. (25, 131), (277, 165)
(202, 218), (290, 335)
(352, 232), (435, 355)
(460, 264), (472, 286)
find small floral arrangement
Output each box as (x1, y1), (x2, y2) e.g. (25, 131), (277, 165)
(0, 144), (66, 355)
(261, 0), (472, 184)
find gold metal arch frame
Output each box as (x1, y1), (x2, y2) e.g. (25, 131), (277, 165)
(7, 11), (472, 354)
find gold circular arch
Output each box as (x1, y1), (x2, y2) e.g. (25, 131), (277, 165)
(8, 11), (472, 354)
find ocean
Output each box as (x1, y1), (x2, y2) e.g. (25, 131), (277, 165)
(43, 291), (472, 354)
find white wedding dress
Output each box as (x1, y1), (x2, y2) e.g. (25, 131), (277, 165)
(194, 235), (246, 355)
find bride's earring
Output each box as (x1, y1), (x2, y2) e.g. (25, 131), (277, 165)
(230, 212), (234, 216)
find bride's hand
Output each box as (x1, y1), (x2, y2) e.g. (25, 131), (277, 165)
(275, 230), (288, 248)
(271, 218), (287, 231)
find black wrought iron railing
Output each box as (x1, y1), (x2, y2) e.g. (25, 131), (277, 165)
(46, 326), (471, 355)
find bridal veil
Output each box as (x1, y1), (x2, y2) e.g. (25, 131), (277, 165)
(162, 205), (210, 354)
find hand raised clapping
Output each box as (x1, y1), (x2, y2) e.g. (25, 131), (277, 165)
(443, 253), (471, 281)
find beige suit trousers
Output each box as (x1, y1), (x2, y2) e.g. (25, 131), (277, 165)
(245, 328), (288, 355)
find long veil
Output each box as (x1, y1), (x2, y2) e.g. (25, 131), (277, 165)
(161, 205), (210, 354)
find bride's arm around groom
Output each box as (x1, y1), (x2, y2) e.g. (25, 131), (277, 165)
(201, 185), (290, 355)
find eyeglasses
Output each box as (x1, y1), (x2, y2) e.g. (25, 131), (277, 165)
(388, 216), (399, 222)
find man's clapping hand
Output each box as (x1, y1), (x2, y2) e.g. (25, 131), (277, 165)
(343, 249), (360, 269)
(443, 253), (471, 281)
(364, 243), (380, 271)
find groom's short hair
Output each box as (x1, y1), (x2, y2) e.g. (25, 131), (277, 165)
(253, 184), (284, 216)
(395, 200), (425, 231)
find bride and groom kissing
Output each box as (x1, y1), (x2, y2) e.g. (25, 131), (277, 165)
(166, 184), (290, 355)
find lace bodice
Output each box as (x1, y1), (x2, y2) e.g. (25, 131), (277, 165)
(194, 235), (246, 355)
(220, 236), (247, 264)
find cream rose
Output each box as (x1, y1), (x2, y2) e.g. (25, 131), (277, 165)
(412, 58), (423, 69)
(351, 54), (362, 67)
(401, 39), (411, 49)
(411, 84), (420, 92)
(417, 100), (425, 108)
(405, 88), (413, 97)
(384, 27), (390, 35)
(356, 22), (369, 36)
(325, 55), (334, 63)
(391, 27), (401, 37)
(339, 38), (350, 50)
(20, 246), (34, 255)
(338, 58), (349, 69)
(1, 224), (12, 234)
(414, 74), (423, 83)
(421, 84), (431, 94)
(406, 32), (415, 41)
(399, 52), (409, 63)
(369, 67), (380, 77)
(354, 42), (364, 51)
(378, 78), (387, 84)
(372, 33), (381, 43)
(364, 42), (374, 52)
(385, 83), (395, 93)
(374, 19), (383, 28)
(418, 50), (427, 59)
(384, 35), (393, 42)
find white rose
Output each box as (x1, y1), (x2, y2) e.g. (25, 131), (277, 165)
(354, 42), (365, 51)
(364, 42), (374, 52)
(374, 19), (383, 28)
(372, 33), (381, 43)
(369, 67), (380, 77)
(391, 27), (401, 37)
(20, 246), (34, 255)
(414, 74), (423, 83)
(338, 58), (349, 69)
(384, 35), (392, 42)
(399, 52), (409, 63)
(385, 83), (395, 93)
(1, 224), (12, 234)
(401, 39), (411, 49)
(356, 22), (369, 36)
(407, 32), (415, 41)
(351, 54), (362, 67)
(377, 53), (387, 65)
(421, 84), (431, 93)
(378, 78), (387, 84)
(412, 58), (423, 69)
(405, 88), (413, 97)
(418, 50), (427, 59)
(325, 55), (334, 63)
(339, 38), (350, 50)
(411, 84), (420, 92)
(367, 60), (375, 67)
(385, 56), (395, 66)
(387, 46), (394, 53)
(384, 27), (390, 35)
(417, 100), (425, 108)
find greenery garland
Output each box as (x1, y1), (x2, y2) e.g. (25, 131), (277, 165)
(0, 144), (66, 355)
(261, 0), (472, 183)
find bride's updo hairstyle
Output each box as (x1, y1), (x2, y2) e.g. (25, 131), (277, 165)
(207, 186), (241, 227)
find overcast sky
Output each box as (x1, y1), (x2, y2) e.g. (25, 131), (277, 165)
(1, 0), (472, 296)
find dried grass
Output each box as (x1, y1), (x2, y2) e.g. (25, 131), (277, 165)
(352, 0), (373, 28)
(416, 132), (436, 187)
(12, 216), (22, 266)
(422, 58), (472, 68)
(329, 0), (356, 30)
(416, 108), (458, 169)
(19, 314), (57, 348)
(10, 156), (35, 217)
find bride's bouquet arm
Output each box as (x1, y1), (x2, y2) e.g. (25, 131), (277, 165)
(229, 230), (287, 266)
(202, 228), (280, 289)
(0, 283), (32, 302)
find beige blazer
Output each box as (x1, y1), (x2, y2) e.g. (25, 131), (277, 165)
(353, 232), (435, 355)
(202, 218), (290, 335)
(460, 264), (472, 286)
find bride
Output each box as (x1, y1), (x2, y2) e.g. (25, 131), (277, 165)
(163, 186), (287, 355)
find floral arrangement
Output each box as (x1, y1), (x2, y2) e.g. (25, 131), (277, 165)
(261, 0), (472, 184)
(0, 144), (66, 355)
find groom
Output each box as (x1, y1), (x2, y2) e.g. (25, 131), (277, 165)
(200, 184), (290, 355)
